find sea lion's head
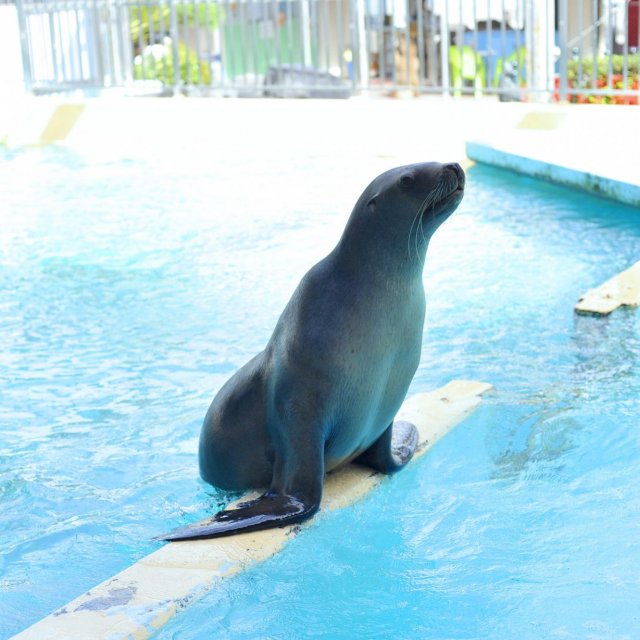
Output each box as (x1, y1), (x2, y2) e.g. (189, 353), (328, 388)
(366, 161), (465, 232)
(341, 162), (465, 269)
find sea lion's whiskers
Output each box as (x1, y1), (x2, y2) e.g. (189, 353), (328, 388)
(407, 206), (422, 264)
(410, 189), (437, 265)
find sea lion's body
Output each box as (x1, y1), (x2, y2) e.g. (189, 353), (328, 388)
(161, 161), (465, 541)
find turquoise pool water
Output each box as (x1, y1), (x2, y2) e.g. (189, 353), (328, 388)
(1, 148), (639, 639)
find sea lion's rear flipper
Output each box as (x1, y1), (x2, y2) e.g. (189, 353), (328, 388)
(156, 490), (321, 541)
(355, 420), (419, 473)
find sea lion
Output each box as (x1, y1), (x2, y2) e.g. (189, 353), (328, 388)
(160, 161), (465, 540)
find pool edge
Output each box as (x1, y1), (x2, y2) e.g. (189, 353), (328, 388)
(466, 140), (640, 208)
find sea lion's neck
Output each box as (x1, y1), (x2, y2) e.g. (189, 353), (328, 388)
(334, 208), (429, 281)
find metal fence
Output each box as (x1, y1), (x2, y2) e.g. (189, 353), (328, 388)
(11, 0), (640, 101)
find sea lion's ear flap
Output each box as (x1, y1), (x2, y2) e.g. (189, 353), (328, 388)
(367, 197), (377, 214)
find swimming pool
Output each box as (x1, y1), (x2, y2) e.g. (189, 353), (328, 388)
(1, 147), (639, 639)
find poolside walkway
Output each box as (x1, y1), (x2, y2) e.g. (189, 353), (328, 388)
(1, 96), (638, 207)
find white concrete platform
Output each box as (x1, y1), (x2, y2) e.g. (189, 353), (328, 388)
(575, 261), (640, 315)
(466, 106), (640, 207)
(11, 380), (492, 640)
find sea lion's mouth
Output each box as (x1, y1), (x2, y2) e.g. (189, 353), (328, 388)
(430, 185), (464, 218)
(415, 163), (465, 223)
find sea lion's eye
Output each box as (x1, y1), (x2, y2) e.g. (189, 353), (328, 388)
(400, 175), (414, 188)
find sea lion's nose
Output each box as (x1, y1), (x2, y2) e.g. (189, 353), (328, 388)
(444, 163), (465, 189)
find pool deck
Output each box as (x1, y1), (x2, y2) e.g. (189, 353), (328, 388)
(1, 95), (638, 205)
(465, 106), (640, 208)
(10, 380), (491, 640)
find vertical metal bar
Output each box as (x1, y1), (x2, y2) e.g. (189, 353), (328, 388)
(524, 0), (533, 98)
(117, 0), (130, 85)
(637, 0), (640, 103)
(348, 0), (356, 90)
(577, 0), (583, 96)
(235, 0), (244, 83)
(440, 0), (449, 95)
(336, 0), (344, 78)
(147, 0), (158, 81)
(222, 0), (235, 82)
(56, 0), (67, 83)
(60, 1), (70, 82)
(544, 0), (549, 97)
(485, 0), (492, 87)
(355, 0), (367, 87)
(271, 0), (281, 75)
(135, 0), (146, 78)
(74, 0), (85, 80)
(429, 0), (436, 84)
(404, 0), (410, 85)
(49, 5), (60, 81)
(285, 0), (294, 65)
(169, 0), (181, 91)
(499, 0), (505, 93)
(15, 0), (34, 91)
(558, 0), (568, 100)
(203, 0), (215, 87)
(322, 0), (329, 71)
(607, 0), (613, 90)
(514, 0), (521, 58)
(256, 0), (266, 84)
(178, 0), (190, 87)
(256, 0), (267, 81)
(298, 0), (307, 69)
(591, 0), (598, 90)
(377, 0), (384, 86)
(622, 0), (629, 90)
(101, 0), (115, 86)
(472, 0), (478, 79)
(191, 0), (203, 87)
(456, 0), (463, 94)
(248, 0), (260, 88)
(388, 0), (398, 86)
(416, 0), (424, 89)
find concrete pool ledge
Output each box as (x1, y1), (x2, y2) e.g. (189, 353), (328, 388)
(11, 379), (492, 640)
(575, 261), (640, 315)
(466, 106), (640, 208)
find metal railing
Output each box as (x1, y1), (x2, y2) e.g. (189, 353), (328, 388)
(12, 0), (640, 102)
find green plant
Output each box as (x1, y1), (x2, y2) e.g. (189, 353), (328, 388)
(133, 41), (211, 86)
(567, 54), (639, 82)
(130, 4), (221, 44)
(129, 3), (221, 86)
(565, 54), (639, 104)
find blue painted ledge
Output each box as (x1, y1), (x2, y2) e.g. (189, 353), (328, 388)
(466, 141), (640, 208)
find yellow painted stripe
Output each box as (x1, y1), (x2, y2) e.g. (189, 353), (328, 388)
(575, 261), (640, 316)
(516, 111), (567, 131)
(11, 380), (492, 640)
(39, 104), (85, 145)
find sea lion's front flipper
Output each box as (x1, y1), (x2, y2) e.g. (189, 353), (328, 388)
(156, 490), (320, 541)
(355, 420), (419, 473)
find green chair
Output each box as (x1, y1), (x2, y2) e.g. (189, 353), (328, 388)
(449, 46), (486, 97)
